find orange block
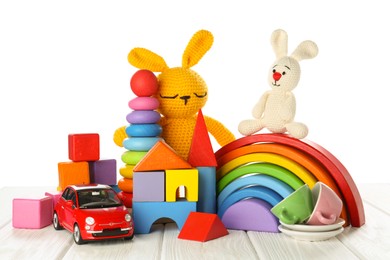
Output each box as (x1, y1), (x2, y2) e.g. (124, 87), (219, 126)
(58, 161), (90, 191)
(188, 110), (217, 167)
(178, 212), (229, 242)
(133, 140), (192, 172)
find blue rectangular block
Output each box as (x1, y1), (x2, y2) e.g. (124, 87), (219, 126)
(197, 167), (216, 214)
(132, 201), (196, 234)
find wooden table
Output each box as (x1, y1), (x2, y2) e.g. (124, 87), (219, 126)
(0, 184), (389, 259)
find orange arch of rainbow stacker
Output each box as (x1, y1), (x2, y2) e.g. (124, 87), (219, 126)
(215, 134), (365, 227)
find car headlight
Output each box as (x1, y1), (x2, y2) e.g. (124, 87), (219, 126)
(86, 217), (95, 225)
(125, 214), (131, 222)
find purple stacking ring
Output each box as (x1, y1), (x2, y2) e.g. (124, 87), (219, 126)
(126, 110), (161, 124)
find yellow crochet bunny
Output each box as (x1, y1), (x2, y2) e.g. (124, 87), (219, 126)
(115, 30), (235, 160)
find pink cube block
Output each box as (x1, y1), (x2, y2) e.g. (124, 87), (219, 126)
(12, 196), (53, 229)
(44, 191), (62, 209)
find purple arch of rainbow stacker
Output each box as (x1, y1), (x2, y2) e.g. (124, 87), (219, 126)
(214, 133), (365, 227)
(221, 198), (280, 232)
(216, 175), (291, 233)
(217, 185), (283, 219)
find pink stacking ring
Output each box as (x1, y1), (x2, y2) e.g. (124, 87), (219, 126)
(126, 110), (161, 124)
(128, 97), (160, 110)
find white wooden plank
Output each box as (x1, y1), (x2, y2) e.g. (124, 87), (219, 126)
(0, 184), (389, 259)
(160, 223), (259, 260)
(0, 223), (73, 259)
(247, 230), (358, 260)
(62, 224), (164, 259)
(337, 201), (390, 260)
(357, 183), (390, 214)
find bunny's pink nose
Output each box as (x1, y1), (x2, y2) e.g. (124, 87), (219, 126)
(273, 72), (282, 81)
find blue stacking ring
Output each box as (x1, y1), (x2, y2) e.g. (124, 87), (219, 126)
(123, 137), (162, 151)
(126, 123), (162, 137)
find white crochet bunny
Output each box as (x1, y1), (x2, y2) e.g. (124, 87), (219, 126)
(238, 29), (318, 139)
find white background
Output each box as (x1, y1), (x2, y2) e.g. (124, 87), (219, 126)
(1, 0), (388, 187)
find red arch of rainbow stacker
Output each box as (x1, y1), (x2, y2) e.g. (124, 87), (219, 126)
(214, 133), (365, 227)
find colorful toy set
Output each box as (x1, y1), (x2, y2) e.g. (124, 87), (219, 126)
(114, 70), (162, 208)
(11, 29), (365, 245)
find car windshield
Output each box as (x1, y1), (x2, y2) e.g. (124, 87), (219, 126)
(77, 188), (123, 209)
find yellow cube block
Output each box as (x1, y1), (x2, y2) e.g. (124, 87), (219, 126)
(165, 169), (198, 202)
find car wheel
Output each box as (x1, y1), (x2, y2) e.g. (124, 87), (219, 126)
(124, 233), (134, 241)
(53, 212), (63, 230)
(73, 223), (85, 245)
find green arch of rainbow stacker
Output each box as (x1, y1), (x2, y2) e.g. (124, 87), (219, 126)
(214, 133), (365, 227)
(217, 163), (304, 194)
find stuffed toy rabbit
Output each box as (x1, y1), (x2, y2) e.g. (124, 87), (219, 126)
(114, 30), (235, 160)
(238, 29), (318, 139)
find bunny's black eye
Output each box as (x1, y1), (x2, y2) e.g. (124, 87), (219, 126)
(272, 69), (276, 73)
(160, 94), (178, 99)
(282, 71), (286, 75)
(194, 92), (207, 98)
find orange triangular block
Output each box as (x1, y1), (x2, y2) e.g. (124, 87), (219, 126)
(178, 212), (229, 242)
(188, 110), (217, 167)
(133, 140), (192, 172)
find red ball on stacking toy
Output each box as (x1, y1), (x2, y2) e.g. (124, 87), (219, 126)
(130, 69), (158, 97)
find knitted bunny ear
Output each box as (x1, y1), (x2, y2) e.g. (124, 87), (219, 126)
(128, 47), (169, 72)
(271, 29), (288, 59)
(182, 30), (214, 69)
(290, 40), (319, 61)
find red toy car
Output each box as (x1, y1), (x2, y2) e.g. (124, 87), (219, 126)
(53, 184), (134, 244)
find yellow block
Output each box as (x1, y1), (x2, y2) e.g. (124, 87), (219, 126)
(165, 169), (198, 202)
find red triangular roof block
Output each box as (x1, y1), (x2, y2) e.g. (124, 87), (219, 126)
(133, 140), (192, 172)
(178, 212), (229, 242)
(188, 110), (217, 167)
